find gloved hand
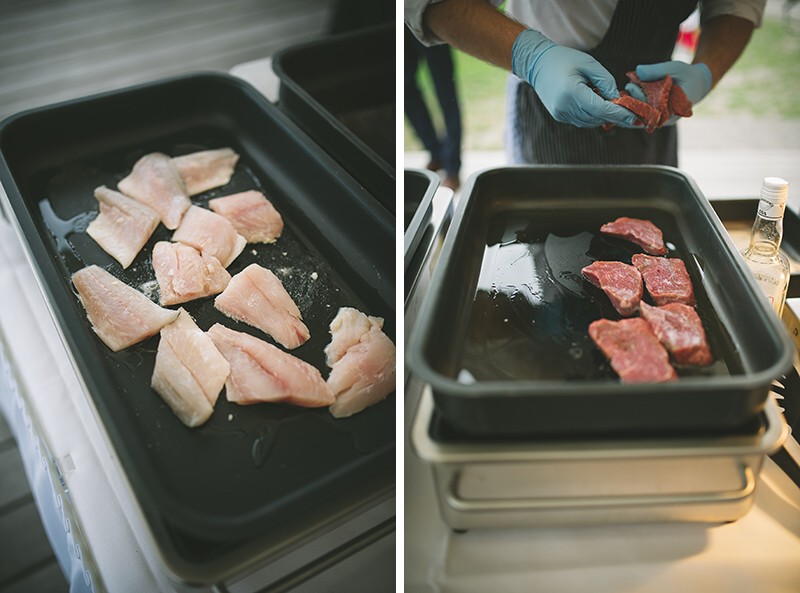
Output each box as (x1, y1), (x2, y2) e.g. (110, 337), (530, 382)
(624, 61), (712, 125)
(511, 29), (638, 129)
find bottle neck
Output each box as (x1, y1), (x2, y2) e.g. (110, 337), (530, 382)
(749, 213), (784, 253)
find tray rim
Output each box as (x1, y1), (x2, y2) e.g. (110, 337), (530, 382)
(404, 167), (439, 270)
(406, 164), (796, 399)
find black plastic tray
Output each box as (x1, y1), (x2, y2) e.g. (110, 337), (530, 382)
(273, 25), (394, 213)
(710, 198), (800, 298)
(407, 166), (794, 438)
(404, 168), (438, 272)
(0, 73), (395, 582)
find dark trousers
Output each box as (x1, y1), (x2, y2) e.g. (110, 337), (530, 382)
(404, 27), (462, 177)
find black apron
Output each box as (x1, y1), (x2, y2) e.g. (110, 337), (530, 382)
(513, 0), (698, 165)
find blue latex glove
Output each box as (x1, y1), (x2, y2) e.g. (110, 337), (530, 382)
(624, 61), (712, 126)
(511, 29), (638, 129)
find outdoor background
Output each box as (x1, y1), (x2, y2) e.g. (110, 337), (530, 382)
(404, 0), (800, 202)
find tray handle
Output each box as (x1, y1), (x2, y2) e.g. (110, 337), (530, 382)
(444, 464), (755, 512)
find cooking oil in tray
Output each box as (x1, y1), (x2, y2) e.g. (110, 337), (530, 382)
(457, 215), (739, 383)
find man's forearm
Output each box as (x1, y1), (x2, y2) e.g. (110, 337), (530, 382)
(693, 15), (754, 89)
(424, 0), (525, 71)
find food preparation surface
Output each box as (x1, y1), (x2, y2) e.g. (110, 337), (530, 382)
(0, 74), (395, 581)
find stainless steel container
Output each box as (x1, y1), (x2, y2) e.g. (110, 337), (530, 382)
(411, 389), (788, 529)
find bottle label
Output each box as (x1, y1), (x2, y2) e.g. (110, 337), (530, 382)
(758, 196), (786, 220)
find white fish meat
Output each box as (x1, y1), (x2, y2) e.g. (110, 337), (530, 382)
(215, 264), (309, 349)
(172, 205), (246, 268)
(86, 185), (159, 268)
(323, 306), (384, 367)
(208, 324), (334, 407)
(152, 241), (231, 306)
(325, 307), (395, 418)
(72, 265), (178, 352)
(151, 309), (230, 428)
(171, 148), (240, 196)
(208, 190), (284, 244)
(118, 152), (190, 230)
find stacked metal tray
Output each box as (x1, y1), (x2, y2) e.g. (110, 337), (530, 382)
(407, 166), (795, 438)
(273, 25), (395, 214)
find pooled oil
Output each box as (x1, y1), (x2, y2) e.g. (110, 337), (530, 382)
(457, 214), (739, 383)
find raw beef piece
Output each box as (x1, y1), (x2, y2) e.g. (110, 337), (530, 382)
(632, 254), (696, 306)
(151, 309), (230, 428)
(588, 318), (677, 383)
(208, 190), (284, 244)
(208, 324), (334, 408)
(627, 71), (672, 127)
(171, 148), (239, 196)
(639, 302), (713, 366)
(172, 205), (247, 268)
(118, 153), (190, 230)
(152, 241), (231, 305)
(668, 84), (693, 118)
(214, 263), (310, 349)
(86, 186), (159, 268)
(611, 90), (661, 132)
(581, 261), (643, 317)
(72, 265), (179, 352)
(600, 217), (667, 256)
(324, 307), (396, 418)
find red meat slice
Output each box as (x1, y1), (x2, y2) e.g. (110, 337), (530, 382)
(588, 318), (678, 383)
(581, 261), (643, 317)
(632, 254), (696, 307)
(600, 217), (667, 256)
(668, 84), (693, 118)
(639, 302), (713, 366)
(611, 91), (661, 132)
(627, 71), (672, 127)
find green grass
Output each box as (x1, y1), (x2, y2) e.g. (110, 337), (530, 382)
(404, 48), (508, 151)
(405, 16), (800, 152)
(695, 18), (800, 118)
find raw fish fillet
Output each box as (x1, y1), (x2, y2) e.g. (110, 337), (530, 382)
(325, 307), (396, 418)
(172, 205), (246, 268)
(152, 241), (231, 305)
(208, 190), (284, 244)
(323, 306), (384, 366)
(214, 264), (310, 349)
(208, 324), (334, 407)
(72, 265), (178, 352)
(171, 148), (240, 196)
(151, 309), (230, 427)
(118, 153), (190, 230)
(86, 185), (159, 268)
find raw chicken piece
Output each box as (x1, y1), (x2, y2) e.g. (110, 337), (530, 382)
(151, 309), (230, 428)
(172, 205), (246, 268)
(214, 264), (310, 349)
(152, 241), (231, 305)
(208, 324), (334, 407)
(208, 190), (284, 244)
(323, 306), (384, 366)
(171, 148), (240, 196)
(86, 185), (159, 268)
(72, 265), (178, 352)
(324, 307), (396, 418)
(118, 153), (190, 230)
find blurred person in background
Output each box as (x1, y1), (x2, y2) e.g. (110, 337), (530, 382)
(405, 0), (764, 167)
(405, 24), (463, 190)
